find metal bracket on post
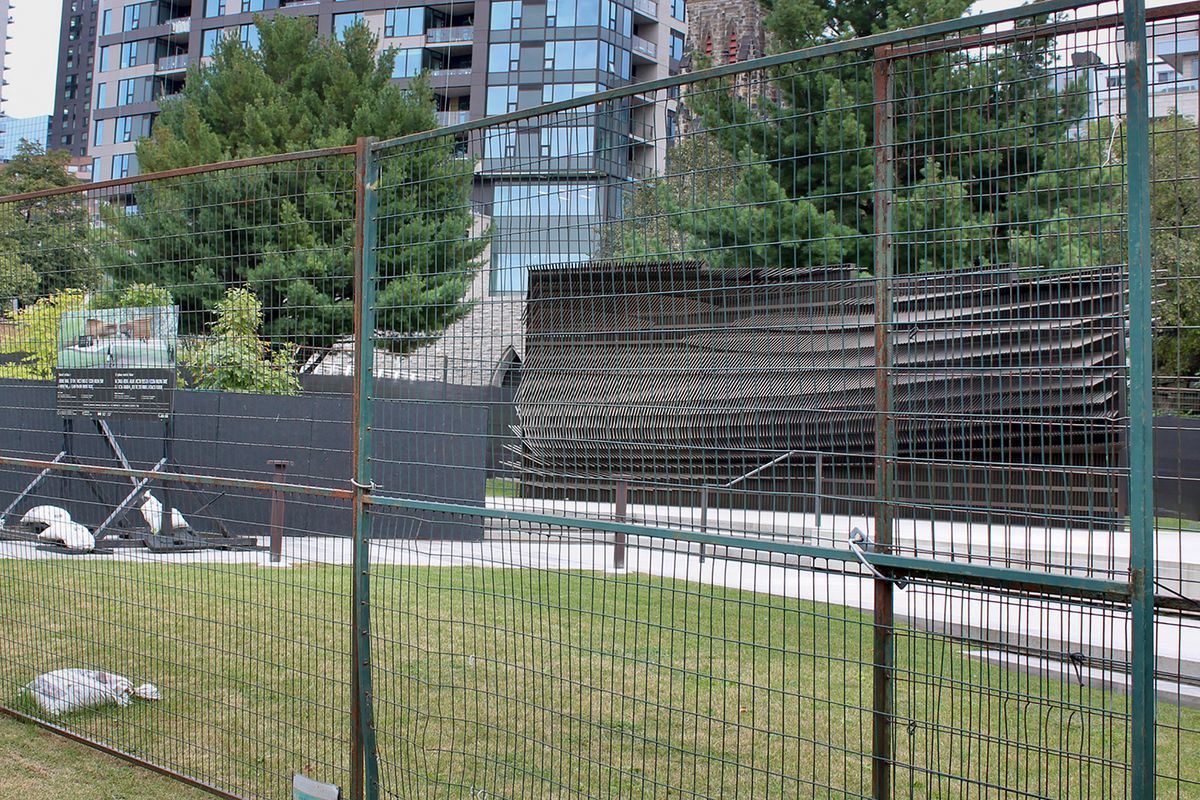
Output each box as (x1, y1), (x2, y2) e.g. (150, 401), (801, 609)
(871, 45), (897, 800)
(1123, 2), (1157, 797)
(350, 136), (381, 800)
(613, 480), (628, 570)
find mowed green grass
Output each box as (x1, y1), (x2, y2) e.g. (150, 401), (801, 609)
(0, 714), (212, 800)
(0, 558), (1195, 800)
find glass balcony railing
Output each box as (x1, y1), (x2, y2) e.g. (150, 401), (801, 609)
(427, 26), (475, 44)
(633, 0), (657, 19)
(437, 110), (471, 126)
(156, 54), (189, 73)
(632, 35), (657, 59)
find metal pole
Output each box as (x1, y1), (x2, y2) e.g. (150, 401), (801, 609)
(1123, 2), (1157, 797)
(350, 136), (381, 800)
(871, 47), (896, 800)
(814, 453), (824, 533)
(614, 480), (627, 570)
(267, 460), (289, 562)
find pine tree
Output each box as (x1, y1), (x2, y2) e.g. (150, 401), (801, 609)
(632, 0), (1090, 276)
(0, 142), (99, 295)
(109, 15), (484, 356)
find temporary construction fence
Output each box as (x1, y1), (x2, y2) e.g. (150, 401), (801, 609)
(0, 0), (1197, 798)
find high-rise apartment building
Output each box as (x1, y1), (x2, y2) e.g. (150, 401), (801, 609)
(63, 0), (683, 299)
(0, 1), (10, 111)
(78, 1), (684, 182)
(50, 0), (101, 158)
(0, 0), (13, 157)
(0, 114), (51, 161)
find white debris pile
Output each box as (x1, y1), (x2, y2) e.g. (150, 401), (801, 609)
(25, 669), (161, 716)
(19, 506), (95, 553)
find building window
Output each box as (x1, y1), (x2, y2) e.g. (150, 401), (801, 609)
(95, 83), (108, 109)
(119, 41), (143, 68)
(669, 30), (684, 60)
(94, 118), (106, 146)
(205, 0), (226, 17)
(602, 0), (618, 30)
(490, 184), (598, 293)
(548, 0), (600, 28)
(122, 4), (142, 32)
(545, 40), (598, 71)
(392, 48), (423, 78)
(240, 24), (261, 50)
(486, 85), (518, 115)
(334, 13), (363, 41)
(539, 126), (594, 157)
(101, 9), (113, 35)
(541, 82), (603, 104)
(671, 0), (685, 22)
(600, 42), (629, 78)
(202, 28), (224, 57)
(91, 157), (101, 182)
(491, 1), (522, 30)
(483, 128), (516, 159)
(385, 8), (424, 37)
(111, 153), (134, 179)
(488, 43), (520, 73)
(241, 0), (265, 11)
(98, 45), (112, 72)
(116, 116), (133, 142)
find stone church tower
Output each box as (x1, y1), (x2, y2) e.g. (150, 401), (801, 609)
(683, 0), (771, 68)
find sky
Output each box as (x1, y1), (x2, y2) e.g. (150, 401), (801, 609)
(0, 0), (1180, 120)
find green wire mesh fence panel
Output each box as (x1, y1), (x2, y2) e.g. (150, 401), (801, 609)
(357, 1), (1191, 798)
(1147, 11), (1200, 800)
(0, 150), (360, 799)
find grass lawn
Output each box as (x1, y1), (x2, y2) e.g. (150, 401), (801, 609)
(1156, 516), (1200, 532)
(485, 477), (521, 497)
(0, 558), (1196, 800)
(0, 713), (212, 800)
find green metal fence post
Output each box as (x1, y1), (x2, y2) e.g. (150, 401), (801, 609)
(871, 46), (896, 800)
(1123, 1), (1156, 797)
(351, 135), (382, 800)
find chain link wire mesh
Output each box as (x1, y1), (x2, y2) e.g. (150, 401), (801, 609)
(0, 1), (1194, 799)
(0, 150), (359, 799)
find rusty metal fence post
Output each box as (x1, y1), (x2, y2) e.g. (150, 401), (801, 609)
(350, 136), (381, 800)
(267, 460), (289, 562)
(614, 480), (628, 570)
(871, 46), (897, 800)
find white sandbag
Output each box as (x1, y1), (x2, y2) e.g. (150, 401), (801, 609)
(139, 492), (190, 534)
(39, 520), (95, 552)
(25, 669), (160, 716)
(20, 505), (72, 530)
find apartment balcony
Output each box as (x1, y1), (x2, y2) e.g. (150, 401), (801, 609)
(165, 16), (190, 36)
(632, 35), (657, 62)
(1153, 79), (1199, 93)
(157, 54), (189, 74)
(437, 110), (471, 126)
(426, 26), (474, 47)
(632, 0), (657, 23)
